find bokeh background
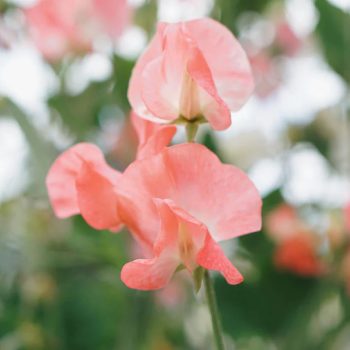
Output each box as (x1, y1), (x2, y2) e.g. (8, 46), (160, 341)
(0, 0), (349, 349)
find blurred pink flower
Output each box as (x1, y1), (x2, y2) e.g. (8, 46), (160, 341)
(275, 21), (301, 57)
(117, 143), (262, 290)
(25, 0), (130, 60)
(248, 51), (280, 98)
(128, 18), (254, 131)
(266, 205), (327, 277)
(275, 235), (327, 277)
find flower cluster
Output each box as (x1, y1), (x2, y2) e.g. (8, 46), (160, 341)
(46, 18), (262, 290)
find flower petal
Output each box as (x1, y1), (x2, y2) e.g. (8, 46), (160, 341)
(121, 256), (178, 290)
(187, 46), (231, 130)
(117, 143), (262, 243)
(76, 161), (122, 231)
(183, 18), (254, 111)
(46, 143), (121, 228)
(127, 27), (163, 121)
(197, 234), (243, 285)
(131, 111), (176, 160)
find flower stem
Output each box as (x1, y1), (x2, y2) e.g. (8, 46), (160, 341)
(203, 270), (226, 350)
(185, 122), (199, 142)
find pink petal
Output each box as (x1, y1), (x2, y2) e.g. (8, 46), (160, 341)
(121, 256), (178, 290)
(117, 143), (262, 244)
(197, 234), (243, 285)
(141, 24), (191, 121)
(93, 0), (130, 38)
(127, 28), (163, 121)
(76, 161), (122, 231)
(46, 143), (121, 222)
(131, 111), (177, 160)
(187, 46), (231, 130)
(183, 18), (254, 111)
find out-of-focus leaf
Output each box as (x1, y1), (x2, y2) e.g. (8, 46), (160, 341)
(48, 80), (115, 139)
(0, 98), (55, 194)
(316, 0), (350, 83)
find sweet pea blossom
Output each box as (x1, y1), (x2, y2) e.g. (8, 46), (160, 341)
(25, 0), (130, 60)
(128, 18), (254, 131)
(117, 143), (262, 290)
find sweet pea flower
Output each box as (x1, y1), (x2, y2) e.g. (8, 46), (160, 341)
(128, 18), (254, 131)
(25, 0), (130, 60)
(116, 143), (262, 290)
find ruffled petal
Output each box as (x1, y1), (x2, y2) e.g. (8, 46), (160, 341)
(197, 234), (243, 285)
(187, 46), (231, 130)
(117, 143), (262, 244)
(131, 111), (176, 160)
(46, 143), (121, 230)
(121, 256), (178, 290)
(183, 18), (254, 111)
(76, 161), (122, 231)
(127, 28), (163, 120)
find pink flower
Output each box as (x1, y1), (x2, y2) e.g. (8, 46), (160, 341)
(46, 143), (122, 230)
(25, 0), (130, 60)
(117, 143), (262, 290)
(248, 51), (280, 98)
(128, 18), (254, 131)
(275, 21), (301, 57)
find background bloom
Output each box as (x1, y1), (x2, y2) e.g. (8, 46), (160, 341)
(266, 204), (327, 276)
(128, 18), (254, 130)
(25, 0), (130, 60)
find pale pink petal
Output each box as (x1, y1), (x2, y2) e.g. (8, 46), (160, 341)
(187, 46), (231, 130)
(183, 18), (254, 111)
(76, 161), (122, 230)
(131, 112), (176, 159)
(141, 24), (191, 121)
(93, 0), (130, 38)
(46, 143), (120, 221)
(121, 256), (178, 290)
(127, 28), (163, 120)
(117, 143), (262, 244)
(197, 234), (243, 285)
(161, 144), (262, 241)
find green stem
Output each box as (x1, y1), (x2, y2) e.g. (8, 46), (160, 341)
(185, 122), (199, 142)
(203, 270), (226, 350)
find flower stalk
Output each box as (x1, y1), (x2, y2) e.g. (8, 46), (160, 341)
(203, 270), (226, 350)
